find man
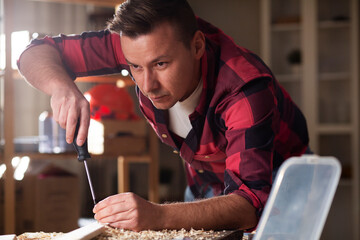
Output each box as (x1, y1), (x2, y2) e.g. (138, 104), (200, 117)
(18, 0), (309, 232)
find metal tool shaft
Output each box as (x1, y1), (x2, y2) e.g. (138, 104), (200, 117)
(73, 120), (97, 206)
(83, 160), (96, 205)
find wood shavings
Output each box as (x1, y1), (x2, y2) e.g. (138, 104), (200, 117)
(17, 226), (242, 239)
(17, 232), (63, 240)
(94, 226), (232, 240)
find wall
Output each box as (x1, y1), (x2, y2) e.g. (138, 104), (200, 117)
(189, 0), (261, 54)
(12, 0), (88, 34)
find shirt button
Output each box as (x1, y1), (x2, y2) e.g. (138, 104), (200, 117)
(198, 169), (204, 173)
(173, 150), (179, 154)
(161, 134), (168, 139)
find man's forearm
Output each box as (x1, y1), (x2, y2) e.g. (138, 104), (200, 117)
(18, 44), (76, 96)
(157, 194), (257, 231)
(18, 44), (90, 145)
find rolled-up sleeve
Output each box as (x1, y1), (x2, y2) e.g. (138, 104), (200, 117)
(221, 78), (277, 217)
(18, 30), (128, 78)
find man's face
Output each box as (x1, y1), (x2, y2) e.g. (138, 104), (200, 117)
(120, 22), (203, 110)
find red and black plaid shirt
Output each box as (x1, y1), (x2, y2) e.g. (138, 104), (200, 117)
(20, 18), (309, 217)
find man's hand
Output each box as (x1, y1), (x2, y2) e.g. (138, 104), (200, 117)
(93, 192), (162, 231)
(50, 86), (90, 146)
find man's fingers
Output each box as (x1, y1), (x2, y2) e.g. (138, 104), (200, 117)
(48, 84), (90, 144)
(65, 115), (78, 144)
(64, 98), (90, 145)
(93, 194), (127, 213)
(76, 109), (90, 146)
(94, 198), (129, 223)
(96, 212), (133, 228)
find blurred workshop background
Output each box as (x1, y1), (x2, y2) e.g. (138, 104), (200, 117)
(0, 0), (359, 239)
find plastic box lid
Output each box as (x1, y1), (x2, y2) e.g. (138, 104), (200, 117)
(254, 156), (341, 240)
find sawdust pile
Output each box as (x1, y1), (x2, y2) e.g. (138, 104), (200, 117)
(17, 232), (62, 240)
(17, 226), (233, 240)
(95, 226), (230, 239)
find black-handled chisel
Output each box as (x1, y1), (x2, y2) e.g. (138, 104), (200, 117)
(73, 121), (97, 205)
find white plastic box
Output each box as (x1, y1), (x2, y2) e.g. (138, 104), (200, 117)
(254, 156), (341, 240)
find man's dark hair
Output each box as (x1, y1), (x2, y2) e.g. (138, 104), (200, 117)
(107, 0), (198, 49)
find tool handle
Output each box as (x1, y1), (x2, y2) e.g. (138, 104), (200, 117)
(73, 121), (91, 162)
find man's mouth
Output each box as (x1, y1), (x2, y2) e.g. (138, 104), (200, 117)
(148, 95), (167, 103)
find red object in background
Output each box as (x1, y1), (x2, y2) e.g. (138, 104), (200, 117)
(85, 84), (140, 121)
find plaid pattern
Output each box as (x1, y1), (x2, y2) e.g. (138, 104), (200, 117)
(20, 18), (309, 217)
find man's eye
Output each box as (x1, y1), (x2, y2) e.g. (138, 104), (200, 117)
(130, 64), (142, 72)
(156, 62), (167, 68)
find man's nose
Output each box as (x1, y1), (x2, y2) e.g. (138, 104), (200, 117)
(143, 69), (158, 93)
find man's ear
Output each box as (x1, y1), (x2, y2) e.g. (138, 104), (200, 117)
(192, 30), (205, 60)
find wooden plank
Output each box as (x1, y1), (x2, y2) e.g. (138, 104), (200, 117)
(53, 222), (105, 240)
(0, 235), (16, 240)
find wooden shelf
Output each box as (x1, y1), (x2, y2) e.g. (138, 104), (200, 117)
(276, 73), (302, 82)
(318, 20), (350, 29)
(317, 124), (353, 134)
(261, 0), (359, 239)
(339, 179), (353, 187)
(271, 23), (301, 32)
(14, 69), (134, 86)
(12, 151), (151, 161)
(76, 74), (134, 86)
(318, 72), (350, 81)
(13, 152), (76, 160)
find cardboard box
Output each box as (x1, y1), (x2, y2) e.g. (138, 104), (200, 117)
(88, 119), (148, 156)
(0, 162), (80, 234)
